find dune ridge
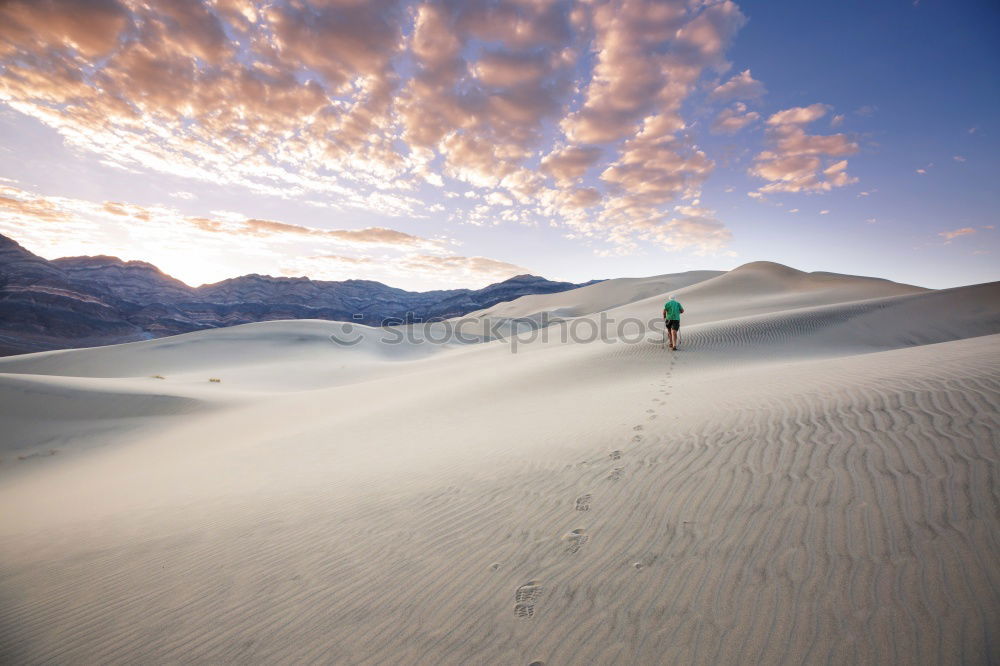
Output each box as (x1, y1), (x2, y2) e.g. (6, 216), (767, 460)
(0, 263), (997, 664)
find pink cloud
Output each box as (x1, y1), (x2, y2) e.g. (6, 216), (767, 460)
(710, 69), (765, 101)
(771, 125), (857, 156)
(0, 0), (129, 58)
(398, 254), (529, 279)
(645, 205), (732, 255)
(0, 190), (72, 222)
(938, 227), (976, 242)
(750, 103), (858, 194)
(561, 187), (603, 209)
(0, 184), (546, 288)
(541, 145), (604, 184)
(562, 1), (745, 145)
(766, 103), (829, 126)
(0, 0), (756, 259)
(711, 102), (760, 134)
(474, 50), (551, 88)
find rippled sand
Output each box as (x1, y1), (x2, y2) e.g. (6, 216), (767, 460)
(1, 263), (997, 664)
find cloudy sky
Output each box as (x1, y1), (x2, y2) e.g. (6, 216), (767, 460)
(0, 0), (996, 290)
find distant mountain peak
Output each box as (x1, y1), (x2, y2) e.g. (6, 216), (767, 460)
(0, 231), (595, 356)
(53, 255), (168, 272)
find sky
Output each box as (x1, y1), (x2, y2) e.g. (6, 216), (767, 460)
(0, 0), (997, 291)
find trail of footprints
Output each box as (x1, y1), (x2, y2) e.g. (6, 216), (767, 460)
(512, 350), (678, 621)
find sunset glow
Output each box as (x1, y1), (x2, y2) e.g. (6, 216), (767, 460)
(0, 0), (997, 289)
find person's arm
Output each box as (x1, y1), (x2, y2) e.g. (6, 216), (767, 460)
(662, 307), (668, 319)
(679, 305), (684, 314)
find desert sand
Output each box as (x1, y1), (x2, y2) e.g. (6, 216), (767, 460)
(0, 261), (997, 664)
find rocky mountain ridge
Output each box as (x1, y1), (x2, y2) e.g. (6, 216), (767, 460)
(0, 234), (596, 356)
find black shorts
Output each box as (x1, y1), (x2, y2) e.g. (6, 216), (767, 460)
(665, 319), (680, 331)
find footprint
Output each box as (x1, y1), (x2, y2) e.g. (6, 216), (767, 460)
(575, 494), (592, 511)
(562, 528), (589, 554)
(609, 450), (622, 460)
(646, 408), (655, 414)
(607, 466), (625, 481)
(516, 581), (544, 603)
(514, 603), (535, 618)
(632, 425), (643, 432)
(631, 435), (643, 443)
(514, 581), (544, 618)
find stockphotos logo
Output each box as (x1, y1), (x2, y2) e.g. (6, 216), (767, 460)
(329, 312), (675, 353)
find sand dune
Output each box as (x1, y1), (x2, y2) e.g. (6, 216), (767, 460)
(600, 261), (927, 325)
(469, 270), (723, 321)
(0, 264), (997, 664)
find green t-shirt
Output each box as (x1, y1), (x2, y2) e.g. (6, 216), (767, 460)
(664, 300), (683, 320)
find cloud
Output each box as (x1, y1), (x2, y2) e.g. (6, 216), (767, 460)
(710, 69), (765, 101)
(938, 227), (976, 242)
(819, 209), (829, 215)
(0, 187), (73, 222)
(649, 204), (732, 255)
(598, 128), (714, 207)
(750, 103), (858, 194)
(0, 184), (529, 288)
(711, 102), (760, 134)
(0, 0), (130, 58)
(310, 254), (375, 266)
(766, 103), (829, 126)
(397, 254), (529, 281)
(0, 0), (756, 259)
(771, 127), (856, 157)
(953, 155), (966, 162)
(239, 218), (442, 249)
(590, 202), (731, 256)
(561, 0), (746, 145)
(562, 187), (602, 209)
(541, 145), (604, 184)
(290, 252), (531, 287)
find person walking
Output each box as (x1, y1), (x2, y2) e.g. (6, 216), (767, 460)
(662, 295), (684, 351)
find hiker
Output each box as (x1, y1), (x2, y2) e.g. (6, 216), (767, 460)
(662, 295), (684, 351)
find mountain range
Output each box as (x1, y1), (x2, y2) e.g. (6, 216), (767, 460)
(0, 234), (596, 356)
